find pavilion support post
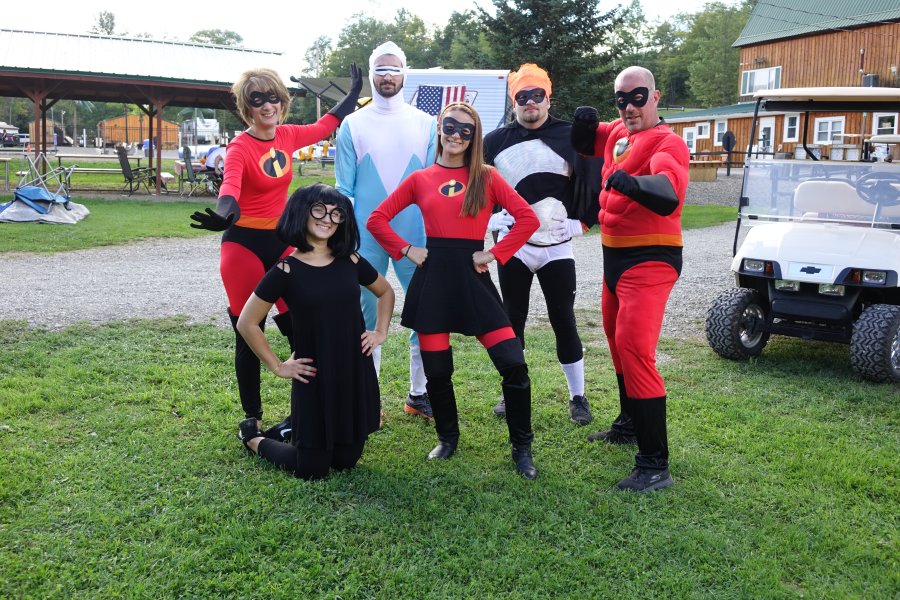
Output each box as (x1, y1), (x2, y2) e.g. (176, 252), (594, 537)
(148, 95), (171, 194)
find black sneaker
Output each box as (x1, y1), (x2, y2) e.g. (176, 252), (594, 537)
(616, 468), (673, 492)
(492, 396), (506, 417)
(568, 394), (593, 425)
(261, 416), (292, 443)
(404, 393), (433, 420)
(586, 428), (637, 444)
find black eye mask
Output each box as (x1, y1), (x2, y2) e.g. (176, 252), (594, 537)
(248, 91), (280, 108)
(441, 116), (475, 141)
(615, 87), (649, 110)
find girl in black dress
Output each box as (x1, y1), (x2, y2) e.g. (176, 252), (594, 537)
(236, 183), (394, 480)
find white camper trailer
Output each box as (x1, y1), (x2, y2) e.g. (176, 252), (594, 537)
(402, 68), (511, 134)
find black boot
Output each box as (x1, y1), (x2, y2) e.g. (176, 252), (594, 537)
(587, 374), (637, 444)
(616, 396), (673, 492)
(229, 312), (265, 421)
(421, 349), (458, 460)
(501, 364), (537, 480)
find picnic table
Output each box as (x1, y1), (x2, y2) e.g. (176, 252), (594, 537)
(55, 152), (144, 169)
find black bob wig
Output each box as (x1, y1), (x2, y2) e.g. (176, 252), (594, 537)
(276, 183), (360, 258)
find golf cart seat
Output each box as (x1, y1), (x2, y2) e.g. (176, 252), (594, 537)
(792, 179), (900, 221)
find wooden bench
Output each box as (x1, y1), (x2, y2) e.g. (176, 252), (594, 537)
(688, 160), (723, 182)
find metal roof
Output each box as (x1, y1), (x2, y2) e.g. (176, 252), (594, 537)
(754, 86), (900, 102)
(733, 0), (900, 47)
(663, 103), (757, 123)
(0, 29), (304, 108)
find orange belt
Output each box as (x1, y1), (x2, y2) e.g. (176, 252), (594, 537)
(235, 215), (279, 230)
(601, 232), (683, 248)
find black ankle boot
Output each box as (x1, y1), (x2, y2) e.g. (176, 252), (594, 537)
(511, 445), (537, 480)
(427, 441), (457, 460)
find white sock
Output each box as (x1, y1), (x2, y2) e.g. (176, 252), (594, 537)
(372, 345), (382, 379)
(561, 359), (585, 398)
(409, 344), (427, 396)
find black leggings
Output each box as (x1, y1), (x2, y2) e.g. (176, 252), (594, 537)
(256, 439), (365, 480)
(498, 256), (583, 364)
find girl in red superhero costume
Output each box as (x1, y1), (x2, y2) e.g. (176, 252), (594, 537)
(190, 65), (361, 437)
(571, 66), (689, 493)
(367, 102), (542, 479)
(235, 184), (392, 479)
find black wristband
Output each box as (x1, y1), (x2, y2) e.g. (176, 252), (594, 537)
(403, 245), (411, 257)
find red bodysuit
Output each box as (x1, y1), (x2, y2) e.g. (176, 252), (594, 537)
(368, 163), (538, 344)
(592, 120), (689, 399)
(219, 116), (338, 316)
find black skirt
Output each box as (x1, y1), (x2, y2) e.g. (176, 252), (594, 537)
(401, 238), (512, 336)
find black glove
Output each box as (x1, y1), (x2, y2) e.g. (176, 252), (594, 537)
(189, 207), (234, 231)
(571, 106), (600, 155)
(605, 172), (679, 216)
(328, 63), (363, 121)
(605, 170), (639, 198)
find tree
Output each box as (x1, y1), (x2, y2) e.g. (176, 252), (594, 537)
(479, 0), (620, 120)
(304, 36), (332, 77)
(323, 11), (439, 76)
(189, 29), (243, 46)
(682, 2), (752, 107)
(90, 11), (116, 36)
(433, 11), (494, 69)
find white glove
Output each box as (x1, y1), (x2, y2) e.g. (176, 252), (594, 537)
(549, 218), (584, 242)
(488, 211), (516, 233)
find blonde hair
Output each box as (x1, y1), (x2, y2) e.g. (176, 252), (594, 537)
(232, 68), (292, 125)
(437, 102), (491, 217)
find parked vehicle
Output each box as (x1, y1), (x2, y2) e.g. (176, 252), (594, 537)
(402, 68), (511, 134)
(0, 132), (19, 146)
(706, 87), (900, 383)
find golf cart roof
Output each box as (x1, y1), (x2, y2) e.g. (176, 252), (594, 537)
(755, 87), (900, 113)
(869, 134), (900, 144)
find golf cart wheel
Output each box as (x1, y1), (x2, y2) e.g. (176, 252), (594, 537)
(850, 304), (900, 383)
(706, 288), (770, 360)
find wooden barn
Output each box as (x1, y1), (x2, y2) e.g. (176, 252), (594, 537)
(97, 114), (179, 149)
(666, 0), (900, 162)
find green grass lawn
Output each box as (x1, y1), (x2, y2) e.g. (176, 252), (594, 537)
(0, 317), (896, 598)
(0, 196), (734, 255)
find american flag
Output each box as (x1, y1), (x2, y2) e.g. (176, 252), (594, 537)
(415, 85), (468, 116)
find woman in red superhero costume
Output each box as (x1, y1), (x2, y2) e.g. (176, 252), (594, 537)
(571, 66), (689, 493)
(190, 65), (361, 437)
(367, 102), (541, 479)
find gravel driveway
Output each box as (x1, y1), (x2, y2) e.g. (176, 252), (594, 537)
(0, 171), (744, 340)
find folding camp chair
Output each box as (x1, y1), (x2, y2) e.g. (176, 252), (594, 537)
(181, 147), (215, 197)
(116, 145), (157, 195)
(16, 152), (75, 199)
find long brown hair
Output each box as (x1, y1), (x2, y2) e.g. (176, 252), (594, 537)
(437, 102), (492, 217)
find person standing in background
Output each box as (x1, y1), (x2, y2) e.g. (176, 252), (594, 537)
(483, 63), (592, 426)
(335, 41), (437, 421)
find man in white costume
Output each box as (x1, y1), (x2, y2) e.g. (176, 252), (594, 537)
(336, 41), (437, 420)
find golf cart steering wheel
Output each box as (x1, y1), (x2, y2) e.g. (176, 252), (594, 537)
(855, 171), (900, 207)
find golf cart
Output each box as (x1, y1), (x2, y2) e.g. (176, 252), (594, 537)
(706, 87), (900, 382)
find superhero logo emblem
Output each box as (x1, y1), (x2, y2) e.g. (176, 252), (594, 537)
(258, 148), (289, 178)
(440, 179), (466, 197)
(613, 137), (631, 163)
